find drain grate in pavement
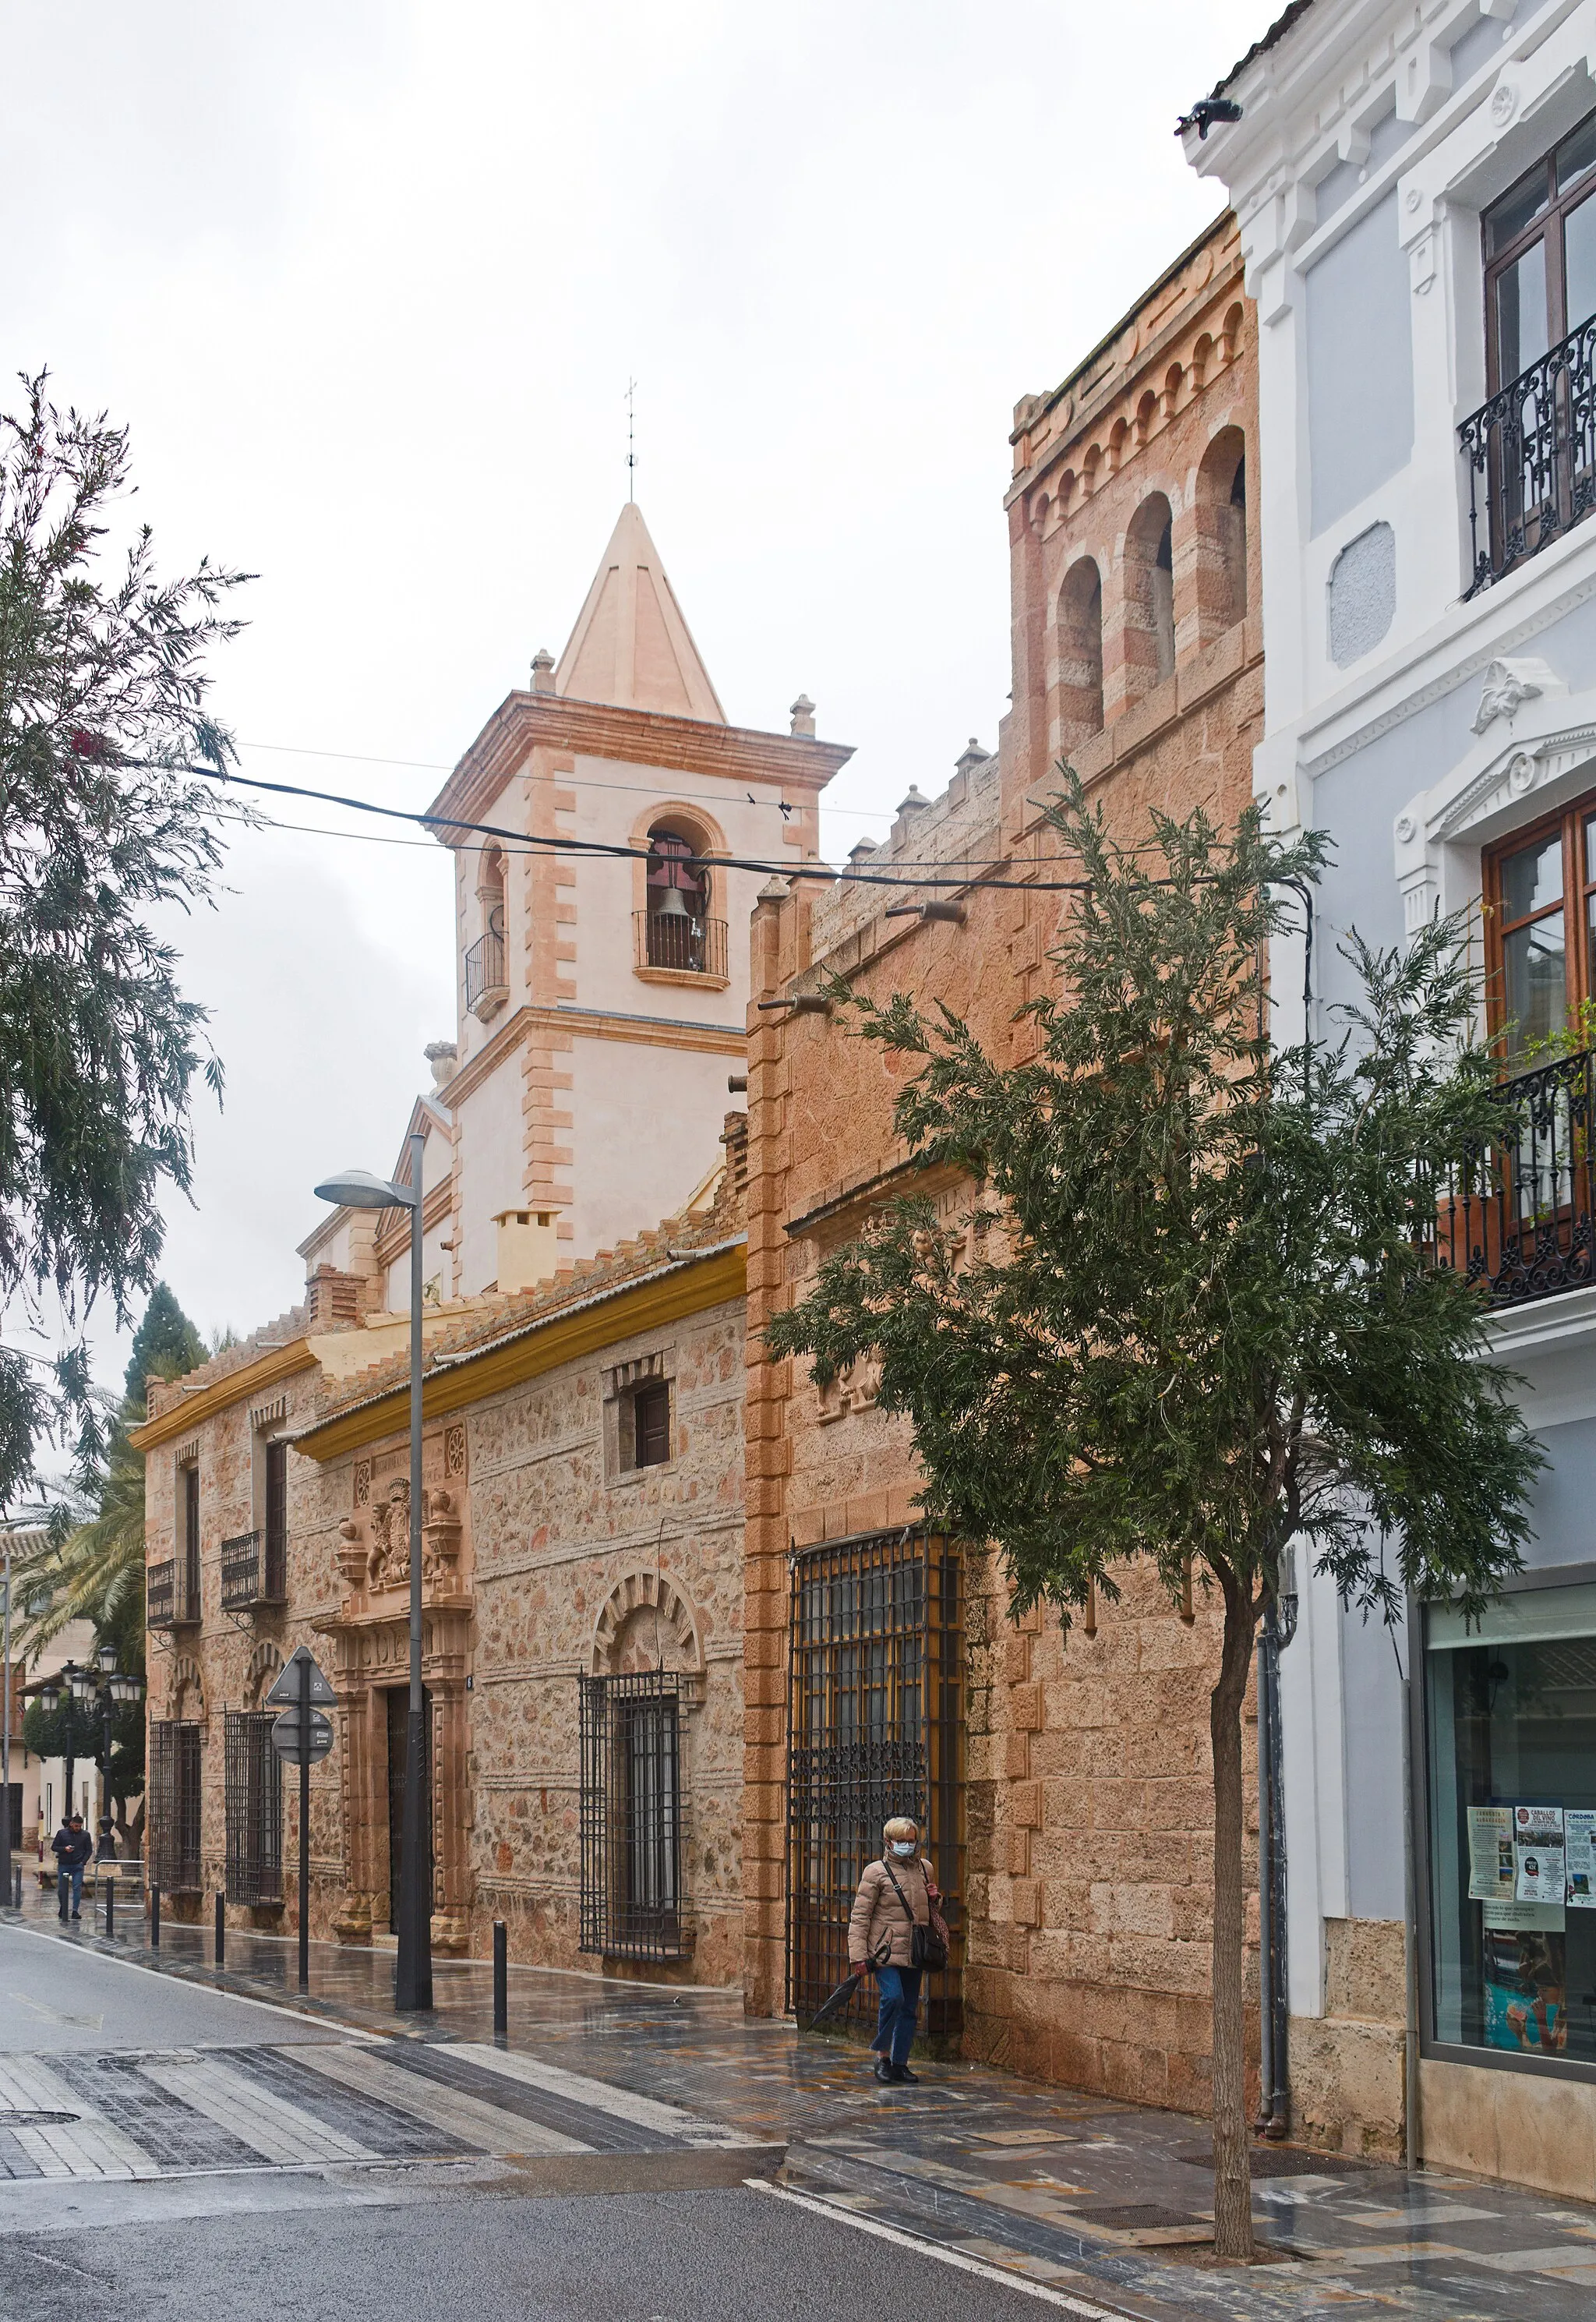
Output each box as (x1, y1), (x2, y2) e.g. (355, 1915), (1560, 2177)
(0, 2112), (79, 2127)
(1172, 2144), (1374, 2178)
(1067, 2202), (1207, 2231)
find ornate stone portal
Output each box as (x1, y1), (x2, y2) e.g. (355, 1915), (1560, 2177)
(320, 1422), (473, 1953)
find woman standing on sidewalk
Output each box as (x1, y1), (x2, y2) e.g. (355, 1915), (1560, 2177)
(847, 1815), (942, 2085)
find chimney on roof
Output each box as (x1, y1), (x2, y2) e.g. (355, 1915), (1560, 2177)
(530, 646), (556, 694)
(789, 694), (816, 738)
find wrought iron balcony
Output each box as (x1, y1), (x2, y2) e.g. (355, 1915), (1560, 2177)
(1460, 313), (1596, 595)
(1425, 1046), (1595, 1305)
(219, 1528), (286, 1614)
(634, 910), (729, 978)
(464, 930), (507, 1018)
(147, 1554), (200, 1629)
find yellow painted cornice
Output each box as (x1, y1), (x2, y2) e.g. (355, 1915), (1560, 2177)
(127, 1339), (317, 1453)
(293, 1242), (746, 1463)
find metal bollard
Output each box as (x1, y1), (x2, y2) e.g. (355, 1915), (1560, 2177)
(11, 1865), (19, 1910)
(150, 1881), (160, 1948)
(105, 1878), (115, 1940)
(493, 1920), (508, 2041)
(214, 1891), (225, 1967)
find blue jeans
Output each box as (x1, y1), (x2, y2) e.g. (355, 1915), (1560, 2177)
(57, 1864), (83, 1919)
(870, 1963), (923, 2070)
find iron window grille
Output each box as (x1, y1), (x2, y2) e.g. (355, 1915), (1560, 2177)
(786, 1528), (965, 2039)
(150, 1721), (203, 1893)
(224, 1709), (283, 1904)
(465, 930), (507, 1016)
(180, 1465), (201, 1622)
(1422, 1044), (1596, 1305)
(634, 910), (729, 978)
(578, 1672), (692, 1961)
(147, 1558), (178, 1631)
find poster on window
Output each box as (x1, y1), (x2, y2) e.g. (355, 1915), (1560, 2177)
(1467, 1805), (1515, 1903)
(1481, 1914), (1569, 2053)
(1566, 1808), (1596, 1907)
(1514, 1805), (1566, 1904)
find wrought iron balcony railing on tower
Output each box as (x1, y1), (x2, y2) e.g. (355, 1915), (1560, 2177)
(1423, 1046), (1595, 1305)
(147, 1553), (200, 1631)
(1460, 313), (1596, 595)
(634, 911), (729, 978)
(219, 1527), (286, 1614)
(464, 930), (507, 1018)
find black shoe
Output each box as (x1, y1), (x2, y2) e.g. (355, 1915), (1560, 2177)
(70, 1910), (79, 1920)
(872, 2055), (893, 2082)
(888, 2065), (920, 2083)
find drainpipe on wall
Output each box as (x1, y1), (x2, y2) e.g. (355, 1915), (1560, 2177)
(1401, 1657), (1421, 2172)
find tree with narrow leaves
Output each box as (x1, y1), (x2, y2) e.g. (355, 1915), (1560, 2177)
(0, 372), (245, 1499)
(767, 771), (1540, 2261)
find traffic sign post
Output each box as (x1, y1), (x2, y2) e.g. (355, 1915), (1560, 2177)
(265, 1647), (335, 1992)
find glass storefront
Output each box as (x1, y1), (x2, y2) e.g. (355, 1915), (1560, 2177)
(1425, 1580), (1596, 2066)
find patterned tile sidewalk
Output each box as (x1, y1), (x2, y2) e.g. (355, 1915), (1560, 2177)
(9, 1877), (1596, 2320)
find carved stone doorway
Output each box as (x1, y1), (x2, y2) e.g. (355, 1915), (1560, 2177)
(384, 1683), (432, 1932)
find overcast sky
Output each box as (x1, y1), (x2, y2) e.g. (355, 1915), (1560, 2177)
(1, 0), (1263, 1401)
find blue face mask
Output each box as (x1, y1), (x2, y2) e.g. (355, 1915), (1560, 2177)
(891, 1840), (917, 1859)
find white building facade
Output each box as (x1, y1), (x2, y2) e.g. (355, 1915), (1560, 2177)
(1191, 0), (1596, 2193)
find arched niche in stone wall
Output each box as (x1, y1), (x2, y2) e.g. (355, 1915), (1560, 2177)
(245, 1640), (285, 1710)
(169, 1655), (207, 1726)
(591, 1567), (705, 1707)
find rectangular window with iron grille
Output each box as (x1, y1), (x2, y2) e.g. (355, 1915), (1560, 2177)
(150, 1721), (203, 1893)
(264, 1439), (288, 1600)
(578, 1673), (690, 1960)
(786, 1529), (965, 2038)
(182, 1465), (201, 1621)
(224, 1709), (282, 1905)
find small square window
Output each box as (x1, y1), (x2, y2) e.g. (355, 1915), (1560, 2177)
(632, 1381), (671, 1468)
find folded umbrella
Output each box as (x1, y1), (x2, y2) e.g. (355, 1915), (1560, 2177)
(806, 1968), (864, 2032)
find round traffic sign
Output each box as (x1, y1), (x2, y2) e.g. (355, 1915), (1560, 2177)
(270, 1706), (334, 1766)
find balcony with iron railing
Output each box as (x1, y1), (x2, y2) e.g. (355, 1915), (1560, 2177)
(634, 910), (729, 981)
(147, 1553), (201, 1631)
(464, 929), (508, 1019)
(219, 1528), (287, 1615)
(1423, 1046), (1595, 1305)
(1460, 313), (1596, 595)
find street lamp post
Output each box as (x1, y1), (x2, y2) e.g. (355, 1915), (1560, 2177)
(67, 1650), (144, 1851)
(314, 1133), (430, 2011)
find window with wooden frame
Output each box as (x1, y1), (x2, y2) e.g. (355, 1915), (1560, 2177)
(1483, 790), (1596, 1059)
(1485, 113), (1596, 390)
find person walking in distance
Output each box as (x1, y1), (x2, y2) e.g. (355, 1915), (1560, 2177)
(51, 1812), (92, 1922)
(848, 1815), (945, 2085)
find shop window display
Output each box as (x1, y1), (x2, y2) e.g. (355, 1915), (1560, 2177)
(1425, 1582), (1596, 2065)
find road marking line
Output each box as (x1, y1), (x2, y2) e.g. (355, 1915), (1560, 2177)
(746, 2180), (1139, 2320)
(291, 2044), (590, 2157)
(447, 2043), (747, 2143)
(139, 2057), (373, 2166)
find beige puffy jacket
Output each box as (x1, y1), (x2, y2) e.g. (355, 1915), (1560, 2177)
(848, 1853), (936, 1970)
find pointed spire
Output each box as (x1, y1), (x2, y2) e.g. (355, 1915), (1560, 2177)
(553, 504), (725, 723)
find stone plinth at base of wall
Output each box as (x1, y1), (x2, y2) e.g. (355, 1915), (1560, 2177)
(1288, 2013), (1405, 2161)
(1418, 2054), (1596, 2200)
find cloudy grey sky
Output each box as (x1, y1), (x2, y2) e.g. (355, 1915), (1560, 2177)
(1, 0), (1262, 1391)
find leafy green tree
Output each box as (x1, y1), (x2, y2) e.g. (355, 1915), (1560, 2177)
(768, 774), (1540, 2261)
(0, 370), (244, 1500)
(23, 1691), (143, 1842)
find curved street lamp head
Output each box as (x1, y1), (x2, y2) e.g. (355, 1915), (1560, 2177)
(313, 1168), (414, 1211)
(95, 1642), (118, 1676)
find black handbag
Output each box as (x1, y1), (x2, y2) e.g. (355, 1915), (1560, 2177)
(882, 1856), (948, 1973)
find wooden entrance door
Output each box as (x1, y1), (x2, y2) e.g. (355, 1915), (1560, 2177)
(384, 1684), (432, 1930)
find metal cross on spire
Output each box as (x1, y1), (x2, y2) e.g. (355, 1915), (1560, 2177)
(626, 377), (637, 502)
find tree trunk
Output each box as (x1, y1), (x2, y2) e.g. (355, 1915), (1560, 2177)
(1209, 1564), (1258, 2262)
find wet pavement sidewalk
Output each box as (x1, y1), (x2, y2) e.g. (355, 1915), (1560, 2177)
(8, 1870), (1596, 2320)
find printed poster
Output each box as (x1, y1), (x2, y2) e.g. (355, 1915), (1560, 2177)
(1566, 1808), (1596, 1908)
(1513, 1804), (1566, 1905)
(1467, 1805), (1514, 1903)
